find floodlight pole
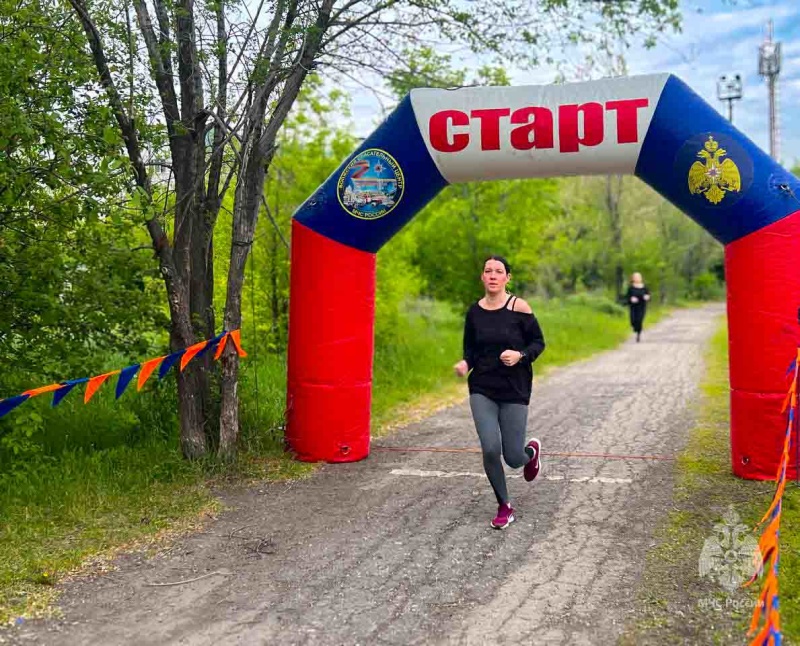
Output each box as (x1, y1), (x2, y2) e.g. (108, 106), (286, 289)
(716, 74), (743, 124)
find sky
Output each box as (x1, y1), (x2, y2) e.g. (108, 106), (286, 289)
(619, 0), (800, 166)
(337, 0), (800, 167)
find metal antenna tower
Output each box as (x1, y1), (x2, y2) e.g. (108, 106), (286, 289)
(759, 19), (782, 161)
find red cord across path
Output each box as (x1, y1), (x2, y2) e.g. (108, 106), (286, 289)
(373, 446), (675, 461)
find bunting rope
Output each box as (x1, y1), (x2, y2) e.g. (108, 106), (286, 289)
(0, 330), (247, 420)
(744, 348), (799, 645)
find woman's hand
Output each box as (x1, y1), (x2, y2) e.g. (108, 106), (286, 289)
(454, 360), (469, 378)
(500, 350), (523, 366)
(643, 294), (650, 301)
(630, 296), (639, 304)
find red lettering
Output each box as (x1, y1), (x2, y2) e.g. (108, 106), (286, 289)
(430, 99), (644, 154)
(605, 98), (649, 144)
(470, 108), (511, 150)
(558, 102), (604, 153)
(429, 110), (470, 152)
(510, 107), (554, 150)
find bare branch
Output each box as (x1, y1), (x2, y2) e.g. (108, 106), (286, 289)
(257, 0), (335, 158)
(205, 0), (229, 211)
(324, 57), (392, 114)
(225, 0), (268, 86)
(176, 0), (203, 124)
(132, 0), (180, 139)
(211, 0), (290, 157)
(124, 1), (135, 120)
(255, 0), (299, 108)
(153, 0), (171, 49)
(322, 0), (398, 50)
(329, 0), (372, 24)
(260, 193), (289, 250)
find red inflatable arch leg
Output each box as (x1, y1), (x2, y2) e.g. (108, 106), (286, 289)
(285, 220), (375, 462)
(726, 208), (800, 480)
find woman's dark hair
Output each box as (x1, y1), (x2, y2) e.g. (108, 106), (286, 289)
(484, 255), (511, 274)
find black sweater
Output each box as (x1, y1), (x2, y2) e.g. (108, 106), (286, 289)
(462, 298), (546, 405)
(625, 285), (650, 309)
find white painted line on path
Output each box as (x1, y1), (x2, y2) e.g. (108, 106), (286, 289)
(390, 468), (633, 484)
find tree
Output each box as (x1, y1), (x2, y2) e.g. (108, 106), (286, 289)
(605, 174), (625, 299)
(0, 0), (167, 394)
(35, 0), (682, 459)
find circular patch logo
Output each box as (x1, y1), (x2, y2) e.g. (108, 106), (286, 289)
(337, 149), (404, 220)
(675, 132), (753, 208)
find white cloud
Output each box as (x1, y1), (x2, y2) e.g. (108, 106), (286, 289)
(708, 3), (795, 28)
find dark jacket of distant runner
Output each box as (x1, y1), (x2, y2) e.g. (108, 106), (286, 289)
(625, 285), (650, 333)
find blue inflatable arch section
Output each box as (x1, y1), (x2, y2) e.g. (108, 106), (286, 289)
(286, 73), (800, 480)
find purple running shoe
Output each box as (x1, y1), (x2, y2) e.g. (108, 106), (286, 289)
(523, 438), (542, 482)
(491, 503), (515, 529)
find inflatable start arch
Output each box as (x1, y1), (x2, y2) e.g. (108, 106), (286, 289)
(285, 73), (800, 480)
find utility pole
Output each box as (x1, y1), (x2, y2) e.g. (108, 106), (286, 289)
(759, 19), (781, 161)
(717, 74), (743, 123)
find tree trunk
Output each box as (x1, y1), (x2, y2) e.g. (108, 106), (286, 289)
(270, 179), (280, 345)
(177, 361), (210, 458)
(218, 142), (267, 459)
(606, 175), (624, 299)
(131, 0), (214, 458)
(188, 189), (217, 448)
(160, 269), (207, 459)
(170, 139), (214, 458)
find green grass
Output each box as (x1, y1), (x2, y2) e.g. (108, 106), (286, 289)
(0, 353), (308, 625)
(0, 293), (677, 624)
(620, 318), (800, 645)
(371, 299), (463, 430)
(0, 441), (216, 621)
(534, 293), (647, 370)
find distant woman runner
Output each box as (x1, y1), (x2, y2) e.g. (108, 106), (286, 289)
(453, 255), (546, 530)
(625, 272), (651, 342)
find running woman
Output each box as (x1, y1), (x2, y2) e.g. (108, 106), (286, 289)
(453, 255), (546, 529)
(625, 272), (651, 342)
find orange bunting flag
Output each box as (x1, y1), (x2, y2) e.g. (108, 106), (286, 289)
(214, 333), (229, 359)
(84, 371), (120, 404)
(0, 330), (245, 421)
(781, 390), (792, 413)
(759, 479), (788, 528)
(230, 330), (247, 357)
(180, 340), (209, 371)
(137, 356), (165, 391)
(749, 572), (778, 636)
(745, 348), (800, 646)
(23, 383), (65, 398)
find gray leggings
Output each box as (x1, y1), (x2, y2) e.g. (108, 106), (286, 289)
(469, 393), (531, 505)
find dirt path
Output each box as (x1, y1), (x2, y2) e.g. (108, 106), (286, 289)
(6, 305), (724, 645)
